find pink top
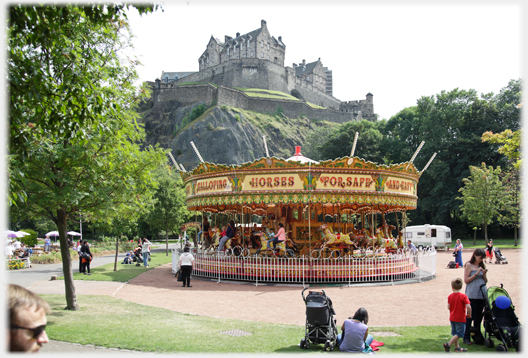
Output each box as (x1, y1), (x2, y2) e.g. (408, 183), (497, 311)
(276, 227), (286, 242)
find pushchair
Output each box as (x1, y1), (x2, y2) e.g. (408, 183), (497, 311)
(493, 247), (508, 264)
(133, 247), (144, 266)
(481, 283), (521, 352)
(299, 288), (338, 351)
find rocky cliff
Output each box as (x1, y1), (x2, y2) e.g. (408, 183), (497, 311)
(139, 99), (337, 171)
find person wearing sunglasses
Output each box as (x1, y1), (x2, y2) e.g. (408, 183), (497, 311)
(8, 284), (50, 352)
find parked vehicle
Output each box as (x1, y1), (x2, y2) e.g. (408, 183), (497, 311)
(403, 224), (452, 250)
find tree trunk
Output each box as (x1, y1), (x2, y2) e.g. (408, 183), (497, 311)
(484, 222), (488, 242)
(473, 228), (476, 245)
(114, 235), (119, 271)
(514, 226), (518, 246)
(56, 209), (79, 310)
(166, 226), (169, 256)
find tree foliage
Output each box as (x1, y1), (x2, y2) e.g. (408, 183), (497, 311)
(8, 4), (164, 310)
(303, 80), (522, 238)
(497, 168), (521, 245)
(457, 163), (503, 242)
(482, 129), (521, 169)
(147, 167), (189, 255)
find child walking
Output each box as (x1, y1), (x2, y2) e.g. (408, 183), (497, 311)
(444, 278), (472, 352)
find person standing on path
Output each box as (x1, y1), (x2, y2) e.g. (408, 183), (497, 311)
(80, 240), (93, 275)
(454, 239), (463, 268)
(44, 236), (51, 252)
(444, 278), (471, 352)
(179, 246), (194, 287)
(463, 248), (488, 345)
(486, 239), (493, 264)
(8, 284), (50, 352)
(141, 238), (151, 268)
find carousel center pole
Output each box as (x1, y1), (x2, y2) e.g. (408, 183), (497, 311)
(308, 162), (311, 254)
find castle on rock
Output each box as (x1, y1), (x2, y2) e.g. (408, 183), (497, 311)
(152, 20), (375, 122)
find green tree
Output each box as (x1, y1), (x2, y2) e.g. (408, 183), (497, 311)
(482, 129), (522, 169)
(8, 4), (164, 310)
(497, 168), (521, 245)
(457, 163), (502, 242)
(306, 120), (385, 162)
(147, 167), (189, 255)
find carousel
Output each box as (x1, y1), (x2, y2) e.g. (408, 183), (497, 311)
(175, 137), (437, 284)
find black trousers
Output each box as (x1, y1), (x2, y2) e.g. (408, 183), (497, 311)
(465, 298), (485, 341)
(81, 260), (91, 274)
(181, 265), (192, 286)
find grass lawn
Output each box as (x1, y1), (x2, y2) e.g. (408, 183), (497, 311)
(58, 252), (173, 282)
(42, 294), (507, 353)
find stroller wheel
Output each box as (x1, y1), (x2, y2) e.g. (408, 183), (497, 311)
(324, 341), (330, 351)
(299, 338), (306, 349)
(305, 341), (310, 350)
(496, 344), (507, 352)
(329, 341), (335, 351)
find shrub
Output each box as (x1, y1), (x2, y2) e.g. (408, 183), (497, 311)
(235, 114), (241, 122)
(20, 228), (38, 247)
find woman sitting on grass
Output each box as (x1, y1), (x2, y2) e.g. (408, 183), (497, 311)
(337, 307), (374, 353)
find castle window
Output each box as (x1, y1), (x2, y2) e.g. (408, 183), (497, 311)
(261, 52), (264, 58)
(234, 45), (236, 53)
(251, 51), (254, 57)
(267, 54), (270, 60)
(261, 40), (263, 48)
(227, 48), (230, 55)
(267, 43), (270, 50)
(244, 54), (246, 58)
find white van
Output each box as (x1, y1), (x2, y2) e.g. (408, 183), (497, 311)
(403, 224), (452, 250)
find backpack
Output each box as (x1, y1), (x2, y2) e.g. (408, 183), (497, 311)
(447, 261), (457, 269)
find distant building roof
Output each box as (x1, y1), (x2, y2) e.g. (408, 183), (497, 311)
(295, 60), (319, 77)
(160, 71), (196, 82)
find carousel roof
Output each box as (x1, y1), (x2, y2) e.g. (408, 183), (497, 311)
(285, 146), (319, 164)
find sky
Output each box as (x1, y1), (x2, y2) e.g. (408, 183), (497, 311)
(126, 0), (523, 121)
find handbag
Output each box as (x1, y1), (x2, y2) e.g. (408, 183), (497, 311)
(452, 251), (457, 257)
(175, 269), (183, 282)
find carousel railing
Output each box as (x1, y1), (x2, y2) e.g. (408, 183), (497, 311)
(172, 246), (437, 286)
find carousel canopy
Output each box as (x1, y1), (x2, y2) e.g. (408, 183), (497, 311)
(181, 149), (422, 215)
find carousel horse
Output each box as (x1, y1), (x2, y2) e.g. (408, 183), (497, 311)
(255, 231), (294, 257)
(319, 224), (355, 250)
(383, 237), (398, 252)
(208, 228), (236, 252)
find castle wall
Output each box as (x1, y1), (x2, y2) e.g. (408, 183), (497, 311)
(150, 82), (217, 106)
(216, 85), (353, 124)
(294, 76), (342, 110)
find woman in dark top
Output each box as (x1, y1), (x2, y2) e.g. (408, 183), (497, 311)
(80, 241), (93, 275)
(486, 239), (493, 264)
(218, 220), (235, 251)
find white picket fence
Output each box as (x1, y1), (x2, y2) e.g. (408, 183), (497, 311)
(172, 247), (437, 286)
